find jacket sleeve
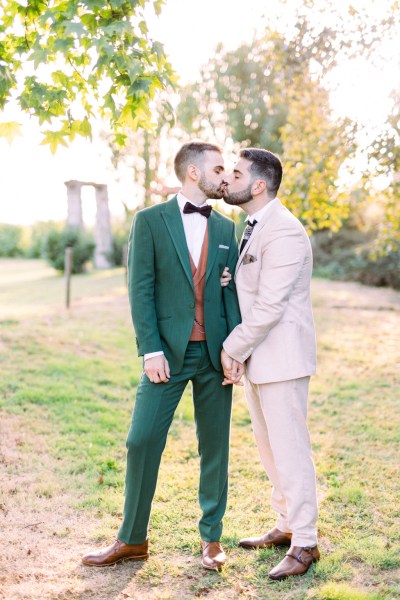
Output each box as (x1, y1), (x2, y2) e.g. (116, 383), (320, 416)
(223, 222), (242, 334)
(127, 211), (162, 356)
(223, 225), (306, 363)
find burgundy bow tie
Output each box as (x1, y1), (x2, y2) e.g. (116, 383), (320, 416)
(183, 202), (212, 218)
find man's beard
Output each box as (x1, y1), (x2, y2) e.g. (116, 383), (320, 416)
(198, 174), (225, 199)
(223, 184), (253, 206)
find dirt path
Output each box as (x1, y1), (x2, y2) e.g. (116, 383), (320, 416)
(0, 412), (110, 600)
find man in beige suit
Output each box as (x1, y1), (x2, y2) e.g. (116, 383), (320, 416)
(221, 148), (319, 580)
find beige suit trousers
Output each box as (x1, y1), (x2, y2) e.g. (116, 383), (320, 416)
(245, 376), (318, 547)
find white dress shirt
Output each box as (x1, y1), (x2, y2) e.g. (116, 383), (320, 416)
(144, 191), (210, 361)
(176, 191), (208, 268)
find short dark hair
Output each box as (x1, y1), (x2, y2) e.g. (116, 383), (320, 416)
(240, 148), (283, 198)
(174, 141), (222, 183)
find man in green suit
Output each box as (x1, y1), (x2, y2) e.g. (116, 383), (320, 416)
(82, 141), (241, 570)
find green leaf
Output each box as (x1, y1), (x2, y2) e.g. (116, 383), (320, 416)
(78, 117), (92, 139)
(154, 0), (164, 16)
(32, 46), (51, 69)
(63, 21), (86, 37)
(51, 70), (72, 88)
(127, 60), (143, 83)
(138, 20), (148, 35)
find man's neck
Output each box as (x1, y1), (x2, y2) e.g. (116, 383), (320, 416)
(242, 195), (274, 217)
(180, 185), (207, 206)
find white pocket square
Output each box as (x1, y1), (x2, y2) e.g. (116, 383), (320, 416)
(219, 244), (229, 249)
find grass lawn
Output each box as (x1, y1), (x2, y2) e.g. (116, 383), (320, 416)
(0, 258), (399, 599)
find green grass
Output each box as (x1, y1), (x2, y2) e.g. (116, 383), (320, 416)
(1, 259), (399, 599)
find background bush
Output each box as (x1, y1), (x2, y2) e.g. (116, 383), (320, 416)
(2, 216), (399, 290)
(43, 228), (95, 273)
(312, 227), (400, 290)
(25, 221), (63, 258)
(0, 224), (24, 257)
(110, 220), (130, 267)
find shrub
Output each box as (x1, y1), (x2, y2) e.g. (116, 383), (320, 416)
(43, 228), (95, 273)
(352, 247), (400, 289)
(110, 221), (130, 266)
(25, 221), (63, 258)
(0, 224), (24, 257)
(312, 228), (400, 290)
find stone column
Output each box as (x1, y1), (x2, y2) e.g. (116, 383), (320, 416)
(94, 184), (113, 269)
(65, 180), (83, 228)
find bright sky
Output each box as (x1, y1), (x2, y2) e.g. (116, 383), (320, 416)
(0, 0), (398, 225)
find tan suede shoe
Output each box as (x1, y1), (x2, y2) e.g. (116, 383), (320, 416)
(269, 545), (320, 580)
(200, 541), (226, 571)
(81, 539), (149, 567)
(238, 527), (292, 549)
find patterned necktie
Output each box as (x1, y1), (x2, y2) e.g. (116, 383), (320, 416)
(240, 220), (257, 254)
(183, 202), (212, 218)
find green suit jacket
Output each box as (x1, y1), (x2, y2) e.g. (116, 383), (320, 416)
(127, 196), (241, 374)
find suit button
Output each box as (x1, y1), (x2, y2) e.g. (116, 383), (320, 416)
(190, 302), (195, 308)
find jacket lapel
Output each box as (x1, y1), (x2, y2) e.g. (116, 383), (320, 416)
(205, 210), (221, 283)
(161, 197), (194, 289)
(235, 200), (283, 276)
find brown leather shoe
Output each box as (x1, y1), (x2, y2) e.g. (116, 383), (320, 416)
(81, 539), (149, 567)
(268, 545), (320, 580)
(238, 527), (292, 550)
(200, 541), (226, 571)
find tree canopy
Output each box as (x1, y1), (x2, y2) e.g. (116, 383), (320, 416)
(177, 26), (357, 232)
(368, 94), (400, 254)
(0, 0), (175, 150)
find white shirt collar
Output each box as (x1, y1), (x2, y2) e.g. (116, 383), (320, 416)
(177, 191), (208, 211)
(247, 197), (278, 225)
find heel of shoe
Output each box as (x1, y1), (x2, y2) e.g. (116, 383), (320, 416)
(127, 553), (149, 561)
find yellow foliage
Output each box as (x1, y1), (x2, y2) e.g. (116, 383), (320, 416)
(0, 121), (22, 143)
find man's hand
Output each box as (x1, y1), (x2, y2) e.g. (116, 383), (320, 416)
(221, 349), (244, 386)
(220, 266), (232, 287)
(144, 355), (170, 384)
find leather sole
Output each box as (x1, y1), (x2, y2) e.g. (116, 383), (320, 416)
(82, 553), (149, 567)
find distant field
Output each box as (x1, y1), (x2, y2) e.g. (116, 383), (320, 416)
(0, 258), (127, 318)
(0, 258), (399, 600)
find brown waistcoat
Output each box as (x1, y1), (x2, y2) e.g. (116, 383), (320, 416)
(189, 227), (208, 341)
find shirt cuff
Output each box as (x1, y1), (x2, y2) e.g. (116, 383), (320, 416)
(223, 342), (249, 364)
(144, 351), (164, 361)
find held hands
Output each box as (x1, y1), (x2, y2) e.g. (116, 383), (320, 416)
(220, 266), (232, 287)
(221, 349), (244, 386)
(144, 355), (170, 384)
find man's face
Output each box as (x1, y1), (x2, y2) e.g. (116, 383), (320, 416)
(197, 151), (226, 199)
(223, 158), (254, 206)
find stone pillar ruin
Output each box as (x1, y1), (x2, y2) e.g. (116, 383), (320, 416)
(64, 180), (113, 269)
(94, 184), (113, 269)
(65, 180), (83, 228)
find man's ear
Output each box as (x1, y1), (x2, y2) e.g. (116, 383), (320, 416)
(252, 179), (267, 196)
(187, 163), (200, 182)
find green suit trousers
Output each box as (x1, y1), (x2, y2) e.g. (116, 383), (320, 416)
(118, 341), (232, 544)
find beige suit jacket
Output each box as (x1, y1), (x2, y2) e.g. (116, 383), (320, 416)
(223, 199), (316, 384)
